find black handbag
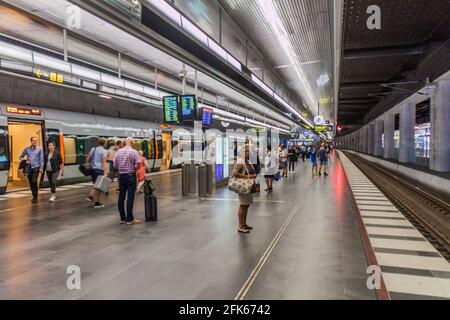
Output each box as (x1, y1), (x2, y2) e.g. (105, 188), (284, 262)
(79, 147), (96, 176)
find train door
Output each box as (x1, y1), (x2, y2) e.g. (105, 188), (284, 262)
(7, 120), (44, 191)
(160, 131), (172, 171)
(152, 131), (163, 172)
(145, 131), (156, 172)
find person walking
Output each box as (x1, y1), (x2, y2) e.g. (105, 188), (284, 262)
(136, 150), (148, 193)
(287, 145), (296, 173)
(107, 140), (122, 181)
(318, 143), (329, 176)
(19, 137), (44, 204)
(114, 137), (141, 225)
(279, 145), (288, 178)
(310, 145), (318, 176)
(232, 144), (256, 233)
(86, 138), (108, 208)
(263, 146), (276, 192)
(44, 141), (64, 202)
(301, 145), (306, 162)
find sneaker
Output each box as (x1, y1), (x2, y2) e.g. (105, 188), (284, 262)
(324, 172), (329, 176)
(126, 219), (141, 225)
(49, 194), (56, 202)
(86, 196), (94, 202)
(31, 198), (38, 204)
(93, 202), (105, 209)
(120, 220), (126, 224)
(318, 172), (322, 176)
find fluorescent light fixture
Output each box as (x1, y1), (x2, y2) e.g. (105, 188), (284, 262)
(145, 0), (181, 26)
(226, 53), (242, 71)
(0, 60), (33, 73)
(181, 17), (208, 45)
(33, 53), (71, 73)
(208, 38), (227, 60)
(0, 41), (33, 63)
(124, 80), (144, 94)
(72, 64), (101, 82)
(101, 73), (125, 88)
(99, 94), (112, 99)
(251, 73), (273, 96)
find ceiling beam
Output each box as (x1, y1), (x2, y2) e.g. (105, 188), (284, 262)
(343, 45), (423, 60)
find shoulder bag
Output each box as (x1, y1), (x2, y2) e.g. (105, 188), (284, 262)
(79, 147), (96, 176)
(228, 162), (255, 195)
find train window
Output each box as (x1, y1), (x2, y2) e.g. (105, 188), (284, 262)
(75, 137), (86, 164)
(0, 128), (8, 171)
(46, 129), (61, 152)
(133, 139), (143, 152)
(63, 136), (77, 165)
(147, 138), (155, 159)
(83, 136), (99, 154)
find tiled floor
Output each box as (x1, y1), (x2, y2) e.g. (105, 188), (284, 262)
(0, 152), (374, 300)
(338, 150), (450, 300)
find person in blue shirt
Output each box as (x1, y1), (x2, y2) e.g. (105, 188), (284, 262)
(85, 138), (108, 208)
(310, 146), (318, 176)
(19, 136), (44, 203)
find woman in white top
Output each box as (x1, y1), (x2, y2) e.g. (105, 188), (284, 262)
(263, 146), (277, 192)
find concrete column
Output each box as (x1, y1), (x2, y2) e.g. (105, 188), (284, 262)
(360, 129), (365, 152)
(430, 79), (450, 172)
(368, 123), (375, 155)
(399, 101), (416, 164)
(384, 112), (395, 159)
(374, 120), (382, 156)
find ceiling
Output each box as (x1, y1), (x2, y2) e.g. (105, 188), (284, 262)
(0, 0), (294, 128)
(338, 0), (450, 128)
(218, 0), (335, 122)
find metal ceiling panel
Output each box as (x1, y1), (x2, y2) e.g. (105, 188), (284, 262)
(219, 0), (335, 122)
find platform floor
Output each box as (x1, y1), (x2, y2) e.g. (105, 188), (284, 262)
(0, 152), (375, 300)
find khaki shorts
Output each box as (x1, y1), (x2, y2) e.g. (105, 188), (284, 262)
(238, 193), (253, 206)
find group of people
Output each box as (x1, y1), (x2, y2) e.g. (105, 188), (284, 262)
(19, 136), (149, 225)
(232, 142), (332, 233)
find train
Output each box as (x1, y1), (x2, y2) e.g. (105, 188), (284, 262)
(0, 102), (290, 194)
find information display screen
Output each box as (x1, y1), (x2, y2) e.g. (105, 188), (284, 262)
(202, 108), (213, 126)
(163, 96), (179, 123)
(180, 95), (197, 121)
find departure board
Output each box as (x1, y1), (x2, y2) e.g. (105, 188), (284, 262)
(202, 107), (213, 126)
(163, 96), (179, 123)
(180, 95), (197, 121)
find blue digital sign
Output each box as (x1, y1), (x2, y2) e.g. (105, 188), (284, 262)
(180, 95), (197, 121)
(202, 107), (213, 126)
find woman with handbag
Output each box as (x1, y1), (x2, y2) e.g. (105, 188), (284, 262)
(231, 145), (256, 234)
(44, 141), (64, 202)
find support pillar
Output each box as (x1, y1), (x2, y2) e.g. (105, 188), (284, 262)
(399, 101), (416, 164)
(374, 120), (382, 156)
(384, 112), (395, 159)
(430, 79), (450, 172)
(368, 123), (375, 155)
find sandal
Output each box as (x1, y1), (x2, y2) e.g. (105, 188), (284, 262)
(237, 228), (250, 233)
(244, 225), (253, 230)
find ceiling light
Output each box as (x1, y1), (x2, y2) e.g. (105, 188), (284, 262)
(99, 94), (112, 99)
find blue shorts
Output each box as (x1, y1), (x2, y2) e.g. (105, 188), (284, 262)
(311, 161), (317, 167)
(320, 159), (327, 165)
(91, 169), (104, 183)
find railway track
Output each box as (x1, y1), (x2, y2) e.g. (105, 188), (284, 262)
(344, 152), (450, 261)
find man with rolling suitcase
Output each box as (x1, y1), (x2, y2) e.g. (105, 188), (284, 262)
(113, 137), (141, 225)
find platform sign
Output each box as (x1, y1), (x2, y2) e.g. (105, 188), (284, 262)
(163, 96), (179, 123)
(180, 95), (197, 121)
(201, 107), (213, 126)
(314, 125), (327, 132)
(6, 105), (41, 116)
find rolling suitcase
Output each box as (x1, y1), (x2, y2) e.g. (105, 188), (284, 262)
(94, 175), (112, 193)
(145, 194), (157, 221)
